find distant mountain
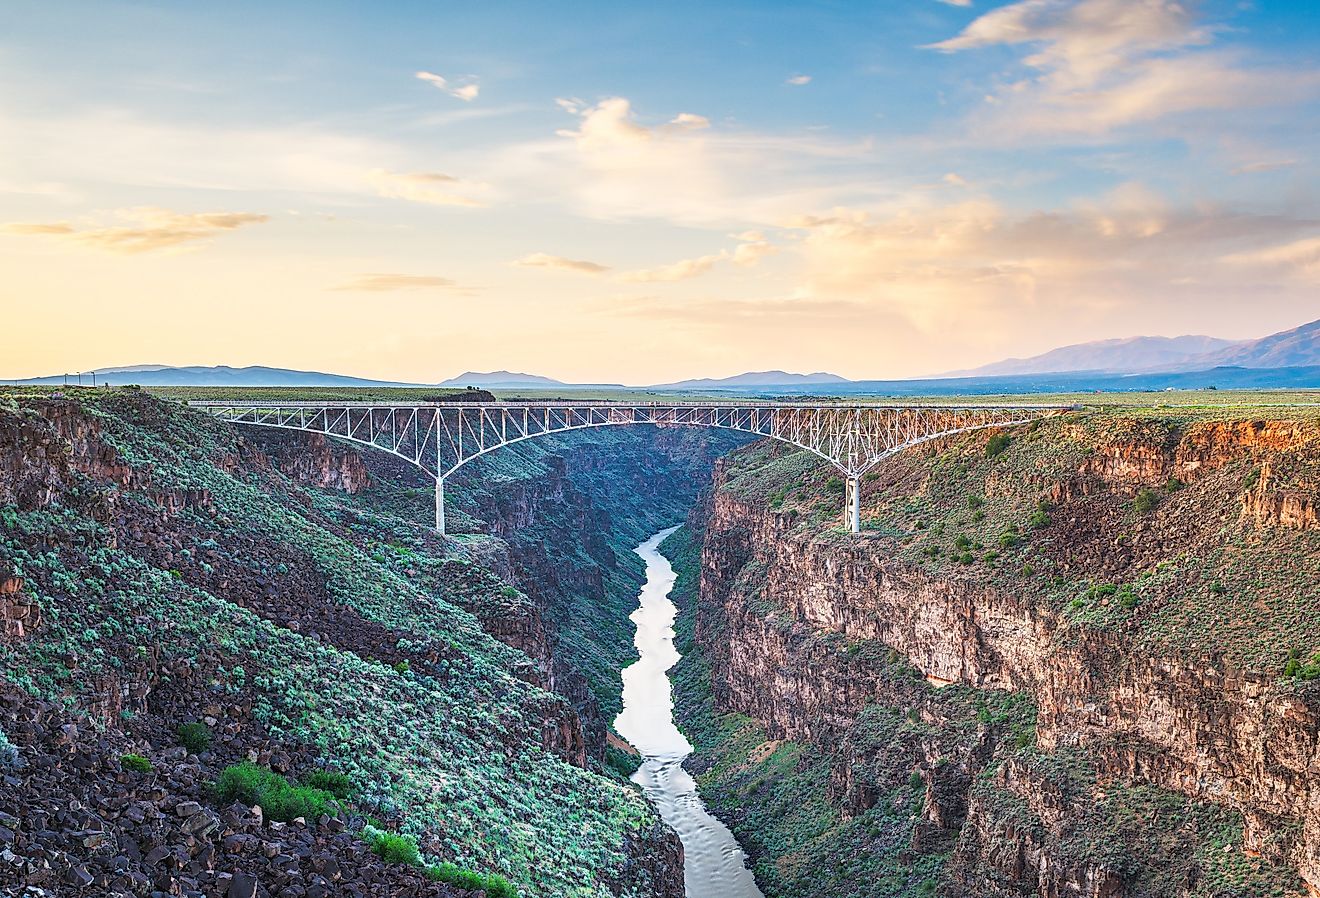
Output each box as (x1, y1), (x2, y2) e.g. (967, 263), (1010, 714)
(653, 370), (850, 389)
(438, 370), (567, 388)
(949, 335), (1242, 377)
(9, 365), (418, 388)
(1175, 318), (1320, 370)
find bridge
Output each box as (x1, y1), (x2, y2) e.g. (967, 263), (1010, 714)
(188, 400), (1074, 534)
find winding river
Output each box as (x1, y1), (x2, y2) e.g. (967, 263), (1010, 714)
(613, 527), (765, 898)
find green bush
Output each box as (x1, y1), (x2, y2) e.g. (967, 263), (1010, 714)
(214, 762), (340, 822)
(424, 862), (515, 896)
(824, 476), (845, 494)
(1132, 489), (1159, 514)
(966, 495), (984, 510)
(368, 829), (422, 866)
(393, 660), (410, 674)
(120, 753), (153, 773)
(985, 433), (1011, 457)
(302, 770), (355, 799)
(176, 722), (212, 753)
(1028, 509), (1050, 530)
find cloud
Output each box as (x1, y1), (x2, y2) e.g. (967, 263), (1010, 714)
(415, 71), (480, 102)
(367, 169), (486, 207)
(496, 96), (874, 227)
(928, 0), (1318, 139)
(4, 207), (268, 254)
(786, 74), (812, 86)
(618, 232), (778, 283)
(943, 172), (970, 188)
(331, 273), (462, 292)
(1233, 159), (1299, 175)
(783, 187), (1320, 344)
(620, 253), (725, 283)
(1222, 237), (1320, 277)
(936, 0), (973, 6)
(515, 252), (610, 275)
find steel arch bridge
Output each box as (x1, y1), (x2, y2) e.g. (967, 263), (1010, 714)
(188, 400), (1074, 534)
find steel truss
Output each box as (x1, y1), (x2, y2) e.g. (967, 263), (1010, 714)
(188, 400), (1073, 534)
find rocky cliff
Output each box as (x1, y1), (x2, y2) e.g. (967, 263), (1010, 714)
(677, 410), (1320, 897)
(0, 387), (691, 898)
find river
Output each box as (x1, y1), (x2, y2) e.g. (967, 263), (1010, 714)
(613, 526), (765, 898)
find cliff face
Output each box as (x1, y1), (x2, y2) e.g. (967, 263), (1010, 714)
(0, 389), (686, 898)
(684, 413), (1320, 897)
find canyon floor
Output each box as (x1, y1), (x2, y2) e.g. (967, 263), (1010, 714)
(1, 387), (1319, 898)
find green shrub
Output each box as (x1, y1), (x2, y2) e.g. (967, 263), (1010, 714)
(1243, 467), (1261, 489)
(424, 862), (515, 896)
(302, 770), (355, 799)
(368, 829), (422, 866)
(1132, 489), (1159, 514)
(966, 495), (984, 510)
(1117, 586), (1139, 610)
(985, 433), (1011, 457)
(1028, 509), (1050, 530)
(214, 762), (340, 822)
(1164, 477), (1185, 492)
(393, 660), (410, 674)
(176, 722), (212, 753)
(120, 753), (152, 773)
(824, 476), (845, 494)
(604, 745), (641, 779)
(484, 875), (517, 898)
(953, 534), (971, 552)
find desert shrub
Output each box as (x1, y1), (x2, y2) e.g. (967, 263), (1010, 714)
(1243, 467), (1261, 489)
(176, 722), (212, 753)
(1132, 489), (1159, 514)
(368, 828), (422, 866)
(967, 495), (984, 510)
(393, 660), (410, 674)
(985, 433), (1011, 457)
(424, 862), (514, 896)
(1028, 509), (1050, 529)
(1117, 586), (1139, 609)
(483, 875), (517, 898)
(824, 476), (845, 494)
(214, 762), (340, 822)
(958, 552), (974, 565)
(604, 745), (641, 779)
(120, 753), (153, 773)
(953, 535), (971, 552)
(1165, 477), (1185, 492)
(303, 770), (355, 799)
(0, 728), (21, 771)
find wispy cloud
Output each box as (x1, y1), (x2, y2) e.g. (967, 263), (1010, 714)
(515, 252), (611, 275)
(331, 273), (464, 292)
(620, 253), (725, 283)
(928, 0), (1320, 139)
(367, 169), (486, 207)
(3, 207), (268, 253)
(415, 70), (480, 101)
(786, 74), (812, 86)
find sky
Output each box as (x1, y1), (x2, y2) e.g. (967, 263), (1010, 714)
(2, 0), (1319, 384)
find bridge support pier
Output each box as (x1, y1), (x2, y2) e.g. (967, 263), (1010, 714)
(845, 474), (861, 534)
(435, 476), (446, 535)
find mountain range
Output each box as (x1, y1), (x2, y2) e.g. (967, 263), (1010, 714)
(952, 318), (1320, 377)
(9, 318), (1320, 393)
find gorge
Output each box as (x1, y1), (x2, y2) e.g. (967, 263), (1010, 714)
(2, 387), (1320, 898)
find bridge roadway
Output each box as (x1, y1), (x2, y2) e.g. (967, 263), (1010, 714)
(188, 399), (1076, 534)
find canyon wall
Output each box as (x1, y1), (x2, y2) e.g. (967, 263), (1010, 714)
(684, 413), (1320, 897)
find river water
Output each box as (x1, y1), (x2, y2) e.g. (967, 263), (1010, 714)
(613, 527), (764, 898)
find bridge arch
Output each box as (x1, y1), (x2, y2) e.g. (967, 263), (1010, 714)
(190, 401), (1072, 533)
